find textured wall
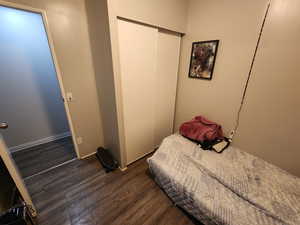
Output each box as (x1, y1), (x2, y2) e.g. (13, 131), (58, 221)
(174, 0), (269, 135)
(85, 0), (121, 163)
(235, 0), (300, 177)
(110, 0), (188, 33)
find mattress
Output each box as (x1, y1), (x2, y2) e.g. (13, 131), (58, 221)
(147, 134), (300, 225)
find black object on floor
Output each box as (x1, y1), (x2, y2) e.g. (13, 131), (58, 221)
(96, 147), (118, 173)
(0, 204), (27, 225)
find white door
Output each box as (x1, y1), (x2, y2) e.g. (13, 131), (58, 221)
(117, 20), (181, 165)
(0, 123), (36, 215)
(118, 20), (158, 165)
(154, 30), (181, 147)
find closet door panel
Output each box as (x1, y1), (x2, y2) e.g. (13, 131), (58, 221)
(117, 20), (158, 165)
(154, 31), (181, 147)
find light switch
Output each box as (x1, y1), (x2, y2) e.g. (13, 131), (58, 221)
(77, 137), (83, 145)
(66, 92), (73, 102)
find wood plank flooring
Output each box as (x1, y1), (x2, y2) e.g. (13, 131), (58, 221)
(12, 137), (76, 178)
(25, 155), (203, 225)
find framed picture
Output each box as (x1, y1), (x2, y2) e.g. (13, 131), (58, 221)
(188, 40), (219, 80)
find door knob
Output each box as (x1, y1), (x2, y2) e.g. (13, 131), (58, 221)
(0, 122), (8, 129)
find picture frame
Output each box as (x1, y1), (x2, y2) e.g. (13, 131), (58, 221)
(188, 40), (219, 80)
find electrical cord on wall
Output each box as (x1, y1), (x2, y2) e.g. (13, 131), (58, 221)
(230, 1), (272, 142)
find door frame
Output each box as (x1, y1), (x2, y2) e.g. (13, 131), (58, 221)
(0, 0), (80, 158)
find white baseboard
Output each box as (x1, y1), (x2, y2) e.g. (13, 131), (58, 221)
(9, 132), (71, 153)
(81, 151), (96, 159)
(119, 166), (128, 172)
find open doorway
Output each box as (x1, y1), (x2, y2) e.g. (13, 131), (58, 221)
(0, 4), (79, 179)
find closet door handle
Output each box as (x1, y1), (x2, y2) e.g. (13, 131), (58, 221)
(0, 122), (8, 129)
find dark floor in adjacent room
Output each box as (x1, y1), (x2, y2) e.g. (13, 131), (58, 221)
(25, 155), (202, 225)
(12, 137), (76, 178)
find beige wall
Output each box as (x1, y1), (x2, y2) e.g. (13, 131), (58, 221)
(235, 0), (300, 177)
(175, 0), (300, 177)
(3, 0), (104, 158)
(85, 0), (121, 163)
(110, 0), (188, 33)
(174, 0), (270, 135)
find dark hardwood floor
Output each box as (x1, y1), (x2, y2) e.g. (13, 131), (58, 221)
(25, 155), (202, 225)
(12, 137), (77, 178)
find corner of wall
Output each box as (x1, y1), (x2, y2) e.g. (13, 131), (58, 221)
(84, 0), (123, 165)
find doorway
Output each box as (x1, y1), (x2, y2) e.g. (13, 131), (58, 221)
(0, 4), (78, 180)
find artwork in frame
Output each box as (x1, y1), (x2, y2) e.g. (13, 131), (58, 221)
(188, 40), (219, 80)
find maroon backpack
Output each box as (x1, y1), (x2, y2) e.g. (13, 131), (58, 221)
(179, 115), (224, 143)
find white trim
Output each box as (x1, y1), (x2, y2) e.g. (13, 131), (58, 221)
(119, 166), (128, 172)
(9, 132), (71, 153)
(24, 158), (77, 181)
(126, 149), (156, 166)
(81, 151), (96, 159)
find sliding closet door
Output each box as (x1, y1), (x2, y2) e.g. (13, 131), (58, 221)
(154, 30), (181, 146)
(117, 20), (158, 165)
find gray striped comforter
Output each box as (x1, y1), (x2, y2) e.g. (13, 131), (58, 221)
(147, 134), (300, 225)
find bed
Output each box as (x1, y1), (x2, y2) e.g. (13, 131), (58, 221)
(147, 134), (300, 225)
